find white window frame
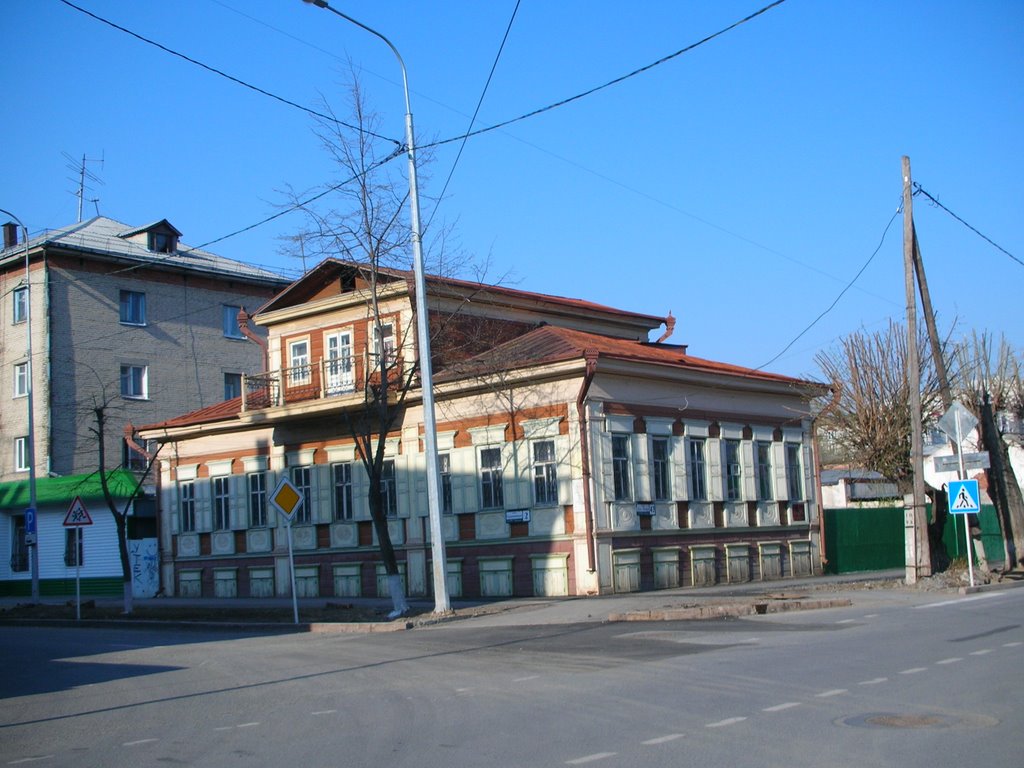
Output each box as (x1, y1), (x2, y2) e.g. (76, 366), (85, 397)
(324, 330), (354, 394)
(213, 476), (231, 531)
(755, 441), (774, 501)
(14, 436), (29, 472)
(180, 481), (196, 533)
(650, 436), (671, 502)
(120, 364), (149, 399)
(288, 338), (311, 385)
(333, 462), (353, 521)
(439, 453), (453, 514)
(786, 443), (804, 501)
(119, 290), (146, 326)
(380, 459), (398, 518)
(371, 321), (396, 368)
(479, 447), (504, 509)
(13, 361), (28, 398)
(688, 438), (707, 501)
(12, 286), (27, 324)
(248, 472), (267, 528)
(532, 439), (559, 506)
(222, 305), (245, 339)
(724, 439), (742, 501)
(611, 434), (632, 502)
(292, 466), (313, 524)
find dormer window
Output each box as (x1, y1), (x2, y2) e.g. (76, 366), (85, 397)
(149, 231), (175, 253)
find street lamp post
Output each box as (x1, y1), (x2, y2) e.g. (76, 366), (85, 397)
(300, 0), (450, 613)
(1, 208), (39, 602)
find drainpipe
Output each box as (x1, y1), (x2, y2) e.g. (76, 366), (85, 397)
(576, 350), (600, 573)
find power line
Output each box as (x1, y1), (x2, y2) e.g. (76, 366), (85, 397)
(913, 183), (1021, 268)
(422, 0), (787, 150)
(756, 206), (901, 372)
(425, 0), (521, 234)
(56, 0), (400, 147)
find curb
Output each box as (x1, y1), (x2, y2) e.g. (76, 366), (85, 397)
(608, 598), (853, 622)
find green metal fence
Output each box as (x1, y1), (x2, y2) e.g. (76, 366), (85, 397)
(824, 505), (1005, 574)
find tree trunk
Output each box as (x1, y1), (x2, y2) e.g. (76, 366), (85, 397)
(980, 396), (1024, 570)
(113, 511), (134, 614)
(367, 478), (408, 618)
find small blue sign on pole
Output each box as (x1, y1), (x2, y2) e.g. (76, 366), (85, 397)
(948, 479), (980, 515)
(24, 507), (36, 534)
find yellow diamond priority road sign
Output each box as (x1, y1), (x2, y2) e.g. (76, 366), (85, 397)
(270, 478), (304, 523)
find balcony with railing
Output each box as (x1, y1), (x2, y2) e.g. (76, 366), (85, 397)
(241, 352), (405, 412)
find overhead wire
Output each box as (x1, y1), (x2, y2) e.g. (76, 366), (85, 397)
(56, 0), (401, 147)
(756, 205), (902, 372)
(913, 183), (1021, 268)
(424, 0), (521, 235)
(421, 0), (787, 150)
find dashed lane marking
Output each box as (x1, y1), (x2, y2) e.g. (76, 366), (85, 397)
(513, 676), (540, 682)
(935, 658), (963, 665)
(858, 678), (888, 685)
(864, 614), (879, 618)
(1003, 641), (1023, 647)
(763, 702), (801, 712)
(899, 668), (927, 675)
(706, 717), (747, 728)
(8, 759), (54, 765)
(237, 723), (259, 728)
(970, 649), (993, 656)
(311, 710), (336, 716)
(836, 619), (857, 624)
(123, 739), (158, 746)
(642, 734), (684, 745)
(566, 752), (617, 764)
(815, 689), (847, 698)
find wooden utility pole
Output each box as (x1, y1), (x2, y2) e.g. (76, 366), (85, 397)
(912, 227), (952, 410)
(903, 156), (931, 582)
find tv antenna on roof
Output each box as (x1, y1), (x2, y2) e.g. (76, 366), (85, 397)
(64, 151), (105, 222)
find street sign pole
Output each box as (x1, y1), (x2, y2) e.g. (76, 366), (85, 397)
(286, 520), (298, 625)
(76, 527), (82, 621)
(955, 411), (975, 588)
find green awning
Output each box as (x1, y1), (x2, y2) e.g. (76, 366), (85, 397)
(0, 470), (140, 510)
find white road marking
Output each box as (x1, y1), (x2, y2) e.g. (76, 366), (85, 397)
(864, 614), (879, 618)
(8, 759), (54, 765)
(311, 710), (336, 716)
(122, 739), (158, 747)
(566, 752), (617, 764)
(237, 722), (259, 728)
(763, 702), (801, 712)
(642, 734), (684, 745)
(513, 675), (540, 682)
(816, 689), (847, 698)
(455, 688), (473, 693)
(213, 727), (233, 732)
(915, 593), (1002, 609)
(858, 677), (888, 685)
(935, 658), (962, 665)
(899, 668), (927, 675)
(706, 717), (747, 728)
(1003, 641), (1023, 648)
(836, 619), (857, 624)
(970, 649), (993, 656)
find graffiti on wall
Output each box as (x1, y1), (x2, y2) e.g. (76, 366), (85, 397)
(129, 538), (159, 598)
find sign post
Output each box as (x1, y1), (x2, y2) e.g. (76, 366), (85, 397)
(948, 479), (980, 588)
(269, 478), (304, 624)
(63, 496), (94, 620)
(937, 401), (986, 588)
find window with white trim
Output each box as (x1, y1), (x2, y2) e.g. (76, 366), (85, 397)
(650, 437), (670, 502)
(120, 365), (148, 399)
(288, 339), (310, 385)
(333, 462), (353, 520)
(222, 305), (244, 339)
(480, 447), (504, 509)
(724, 439), (742, 501)
(372, 321), (396, 368)
(786, 443), (804, 500)
(12, 286), (27, 324)
(248, 472), (267, 527)
(13, 361), (28, 398)
(532, 440), (558, 506)
(180, 481), (196, 533)
(688, 438), (707, 501)
(213, 476), (231, 530)
(119, 290), (146, 325)
(755, 441), (773, 501)
(14, 436), (29, 472)
(292, 466), (312, 524)
(381, 459), (397, 517)
(611, 434), (632, 501)
(439, 453), (453, 514)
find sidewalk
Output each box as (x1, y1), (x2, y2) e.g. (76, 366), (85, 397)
(4, 569), (1019, 632)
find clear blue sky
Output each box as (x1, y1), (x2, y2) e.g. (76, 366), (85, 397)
(2, 0), (1020, 380)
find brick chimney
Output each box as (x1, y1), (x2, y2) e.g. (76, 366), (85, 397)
(3, 222), (18, 249)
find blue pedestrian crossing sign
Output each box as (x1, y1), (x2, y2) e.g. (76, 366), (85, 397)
(948, 479), (980, 515)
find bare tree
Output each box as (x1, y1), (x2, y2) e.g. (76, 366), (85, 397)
(90, 399), (161, 615)
(953, 331), (1024, 571)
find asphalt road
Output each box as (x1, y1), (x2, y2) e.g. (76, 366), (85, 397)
(1, 587), (1021, 767)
